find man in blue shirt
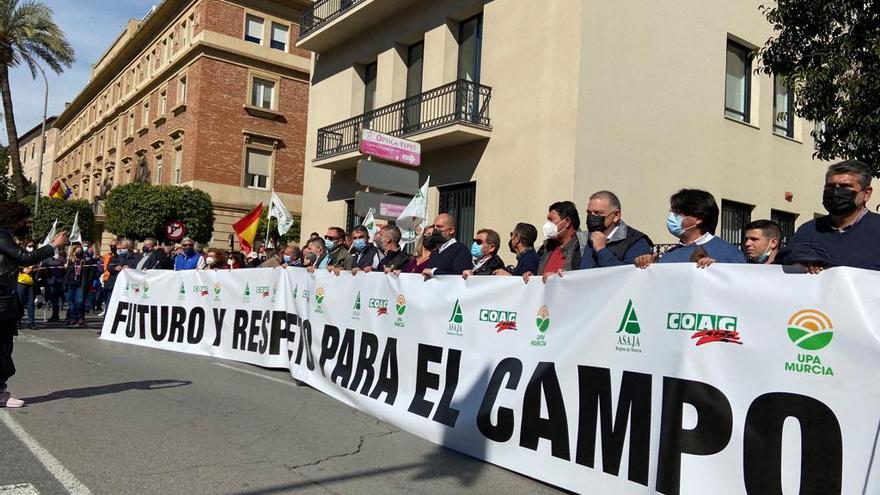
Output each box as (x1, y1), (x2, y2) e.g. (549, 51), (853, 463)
(786, 159), (880, 272)
(635, 189), (745, 268)
(495, 223), (540, 276)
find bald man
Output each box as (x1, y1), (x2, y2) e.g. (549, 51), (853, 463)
(423, 213), (472, 277)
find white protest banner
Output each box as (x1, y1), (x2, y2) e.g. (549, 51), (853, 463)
(101, 265), (880, 494)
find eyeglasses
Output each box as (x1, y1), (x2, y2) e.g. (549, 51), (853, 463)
(181, 243), (193, 247)
(324, 235), (339, 241)
(472, 238), (484, 245)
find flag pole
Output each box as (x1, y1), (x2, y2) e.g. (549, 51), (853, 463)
(264, 153), (277, 250)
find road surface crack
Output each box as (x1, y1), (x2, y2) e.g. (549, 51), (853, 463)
(286, 430), (394, 471)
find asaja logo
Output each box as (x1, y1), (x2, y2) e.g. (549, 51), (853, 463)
(292, 285), (298, 300)
(447, 299), (464, 336)
(784, 310), (835, 377)
(369, 298), (388, 316)
(394, 295), (406, 328)
(531, 305), (550, 347)
(242, 282), (251, 302)
(177, 282), (186, 300)
(315, 287), (325, 313)
(667, 311), (742, 346)
(352, 291), (362, 320)
(616, 300), (642, 353)
(479, 308), (517, 332)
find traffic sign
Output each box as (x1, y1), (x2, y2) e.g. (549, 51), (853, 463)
(164, 220), (187, 241)
(354, 191), (411, 221)
(359, 129), (420, 166)
(356, 159), (419, 194)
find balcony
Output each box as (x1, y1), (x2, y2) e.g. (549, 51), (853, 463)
(298, 0), (419, 52)
(314, 79), (492, 170)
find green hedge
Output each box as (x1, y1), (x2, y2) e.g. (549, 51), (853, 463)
(22, 197), (95, 243)
(105, 183), (215, 243)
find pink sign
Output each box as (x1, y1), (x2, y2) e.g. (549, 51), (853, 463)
(360, 129), (421, 166)
(379, 202), (407, 218)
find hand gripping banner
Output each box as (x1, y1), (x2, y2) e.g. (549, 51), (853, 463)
(101, 265), (880, 494)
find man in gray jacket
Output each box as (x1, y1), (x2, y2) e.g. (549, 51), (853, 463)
(0, 202), (67, 408)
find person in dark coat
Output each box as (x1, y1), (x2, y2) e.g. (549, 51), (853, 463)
(495, 223), (540, 276)
(463, 229), (505, 277)
(376, 225), (411, 272)
(424, 214), (472, 276)
(39, 249), (66, 322)
(64, 245), (97, 327)
(0, 202), (67, 408)
(349, 225), (381, 271)
(579, 190), (653, 268)
(134, 238), (168, 270)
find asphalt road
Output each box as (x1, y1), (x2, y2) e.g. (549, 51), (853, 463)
(0, 322), (562, 495)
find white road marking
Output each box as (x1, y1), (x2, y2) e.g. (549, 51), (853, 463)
(213, 362), (297, 387)
(0, 484), (40, 495)
(0, 412), (91, 495)
(17, 335), (101, 367)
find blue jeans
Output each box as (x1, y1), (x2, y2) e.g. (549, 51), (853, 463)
(16, 284), (34, 326)
(66, 286), (84, 322)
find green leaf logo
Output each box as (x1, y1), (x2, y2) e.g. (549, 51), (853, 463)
(315, 287), (325, 305)
(787, 309), (834, 351)
(535, 305), (550, 333)
(396, 295), (407, 315)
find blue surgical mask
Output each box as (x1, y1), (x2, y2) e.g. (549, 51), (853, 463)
(283, 255), (292, 263)
(352, 239), (367, 251)
(324, 239), (335, 250)
(749, 247), (772, 264)
(117, 248), (128, 255)
(666, 212), (689, 238)
(470, 242), (484, 258)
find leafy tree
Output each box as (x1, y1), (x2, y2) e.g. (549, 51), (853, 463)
(21, 196), (94, 243)
(104, 183), (215, 243)
(254, 207), (301, 249)
(0, 0), (75, 199)
(760, 0), (880, 173)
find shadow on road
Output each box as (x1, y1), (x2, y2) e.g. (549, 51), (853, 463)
(23, 379), (192, 404)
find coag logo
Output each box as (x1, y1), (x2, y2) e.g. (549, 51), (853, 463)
(369, 298), (388, 316)
(616, 300), (642, 353)
(256, 285), (271, 298)
(787, 309), (834, 351)
(193, 285), (209, 297)
(667, 312), (737, 331)
(479, 308), (517, 332)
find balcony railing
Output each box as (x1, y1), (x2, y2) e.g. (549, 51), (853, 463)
(316, 79), (492, 160)
(300, 0), (368, 39)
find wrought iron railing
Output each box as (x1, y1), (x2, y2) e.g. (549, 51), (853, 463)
(299, 0), (367, 39)
(316, 79), (492, 160)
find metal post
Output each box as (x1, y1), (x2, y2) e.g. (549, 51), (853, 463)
(33, 64), (48, 215)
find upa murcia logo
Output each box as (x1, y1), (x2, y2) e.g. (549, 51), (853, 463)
(479, 308), (517, 332)
(212, 282), (222, 301)
(315, 287), (325, 313)
(784, 309), (835, 376)
(193, 284), (209, 297)
(448, 299), (464, 336)
(141, 280), (150, 298)
(352, 291), (362, 320)
(616, 300), (642, 353)
(394, 295), (406, 328)
(531, 305), (550, 347)
(666, 311), (742, 346)
(369, 298), (389, 316)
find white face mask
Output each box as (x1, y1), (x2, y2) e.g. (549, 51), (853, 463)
(542, 221), (560, 240)
(25, 246), (34, 253)
(205, 256), (216, 266)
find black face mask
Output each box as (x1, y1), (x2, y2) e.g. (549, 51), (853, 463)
(110, 245), (118, 254)
(823, 187), (859, 215)
(586, 214), (607, 233)
(422, 233), (439, 250)
(508, 239), (517, 254)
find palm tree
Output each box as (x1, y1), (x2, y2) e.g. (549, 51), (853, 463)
(0, 0), (74, 199)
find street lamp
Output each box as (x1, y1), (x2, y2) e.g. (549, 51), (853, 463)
(33, 63), (48, 215)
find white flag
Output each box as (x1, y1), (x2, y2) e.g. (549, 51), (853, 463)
(268, 192), (295, 236)
(362, 208), (378, 240)
(69, 212), (82, 244)
(396, 176), (430, 245)
(40, 218), (58, 247)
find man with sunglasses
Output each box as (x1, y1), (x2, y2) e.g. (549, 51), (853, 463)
(174, 237), (205, 271)
(495, 223), (540, 276)
(324, 227), (353, 270)
(462, 229), (505, 278)
(423, 213), (471, 277)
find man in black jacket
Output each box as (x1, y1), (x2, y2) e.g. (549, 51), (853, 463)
(349, 226), (381, 271)
(0, 202), (67, 408)
(580, 190), (653, 268)
(135, 238), (168, 270)
(376, 225), (410, 272)
(424, 213), (472, 277)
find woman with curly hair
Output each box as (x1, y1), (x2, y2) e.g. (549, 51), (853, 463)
(0, 202), (67, 408)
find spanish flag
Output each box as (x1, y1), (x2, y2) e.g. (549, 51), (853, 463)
(233, 202), (263, 254)
(47, 179), (67, 199)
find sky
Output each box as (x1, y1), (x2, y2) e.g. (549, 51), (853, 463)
(2, 0), (157, 142)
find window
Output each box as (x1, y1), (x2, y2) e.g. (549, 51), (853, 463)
(439, 182), (476, 244)
(773, 74), (794, 137)
(142, 100), (150, 127)
(771, 210), (797, 246)
(720, 199), (753, 246)
(155, 155), (163, 185)
(725, 40), (752, 122)
(363, 62), (377, 113)
(162, 38), (170, 63)
(111, 124), (118, 144)
(403, 41), (424, 131)
(245, 147), (272, 189)
(250, 78), (275, 109)
(345, 199), (362, 233)
(270, 23), (288, 51)
(458, 14), (483, 84)
(159, 90), (167, 116)
(245, 15), (263, 44)
(128, 112), (135, 137)
(181, 19), (191, 46)
(173, 145), (183, 184)
(178, 75), (187, 103)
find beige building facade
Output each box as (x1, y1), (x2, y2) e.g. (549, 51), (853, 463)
(53, 0), (311, 247)
(298, 0), (850, 258)
(17, 117), (58, 197)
